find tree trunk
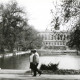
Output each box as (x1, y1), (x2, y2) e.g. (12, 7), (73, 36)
(10, 45), (14, 52)
(0, 46), (4, 54)
(77, 49), (78, 55)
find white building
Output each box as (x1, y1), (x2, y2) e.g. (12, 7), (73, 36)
(38, 29), (69, 50)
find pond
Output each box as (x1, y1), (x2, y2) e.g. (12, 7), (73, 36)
(0, 54), (80, 70)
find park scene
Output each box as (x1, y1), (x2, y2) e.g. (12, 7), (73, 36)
(0, 0), (80, 79)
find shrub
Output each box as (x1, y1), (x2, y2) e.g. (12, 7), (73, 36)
(40, 63), (59, 71)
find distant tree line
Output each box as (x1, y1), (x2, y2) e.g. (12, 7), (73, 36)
(0, 1), (42, 53)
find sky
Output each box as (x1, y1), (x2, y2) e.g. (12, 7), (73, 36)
(0, 0), (65, 31)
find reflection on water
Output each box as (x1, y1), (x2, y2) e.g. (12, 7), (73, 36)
(0, 55), (30, 70)
(0, 54), (80, 70)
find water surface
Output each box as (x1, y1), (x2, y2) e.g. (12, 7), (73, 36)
(0, 54), (80, 70)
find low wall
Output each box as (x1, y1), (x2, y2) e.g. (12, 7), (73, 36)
(37, 49), (77, 56)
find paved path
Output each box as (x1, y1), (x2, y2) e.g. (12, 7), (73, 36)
(0, 70), (80, 80)
(0, 74), (80, 80)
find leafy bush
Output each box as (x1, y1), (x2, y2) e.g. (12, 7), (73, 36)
(40, 63), (59, 71)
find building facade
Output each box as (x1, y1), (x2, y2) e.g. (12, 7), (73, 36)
(38, 30), (69, 50)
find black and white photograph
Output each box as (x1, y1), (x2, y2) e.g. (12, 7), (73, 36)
(0, 0), (80, 80)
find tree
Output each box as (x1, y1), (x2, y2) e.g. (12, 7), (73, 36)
(0, 1), (28, 52)
(50, 1), (61, 30)
(61, 0), (80, 54)
(62, 0), (80, 22)
(0, 1), (43, 53)
(54, 17), (60, 30)
(21, 27), (43, 50)
(67, 21), (80, 54)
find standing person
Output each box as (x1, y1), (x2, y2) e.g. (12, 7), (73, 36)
(29, 50), (34, 75)
(32, 49), (42, 76)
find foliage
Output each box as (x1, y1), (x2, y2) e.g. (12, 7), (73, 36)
(40, 63), (59, 71)
(54, 17), (60, 30)
(0, 1), (42, 53)
(19, 27), (43, 50)
(62, 0), (80, 22)
(50, 7), (60, 30)
(61, 0), (80, 53)
(0, 1), (27, 52)
(67, 21), (80, 53)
